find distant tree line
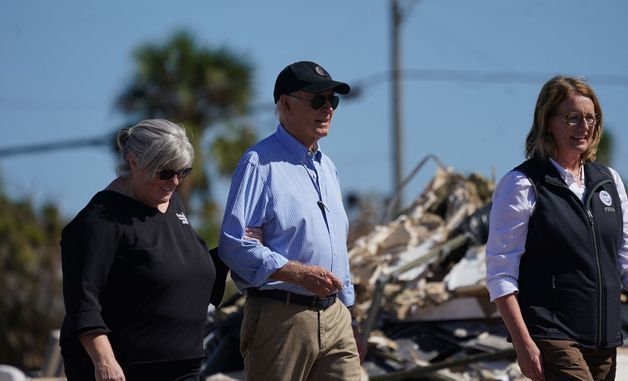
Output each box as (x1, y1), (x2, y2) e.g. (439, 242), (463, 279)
(0, 183), (64, 370)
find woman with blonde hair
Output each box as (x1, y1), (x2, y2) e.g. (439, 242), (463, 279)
(486, 76), (628, 381)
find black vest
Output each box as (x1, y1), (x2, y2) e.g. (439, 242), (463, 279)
(515, 159), (623, 349)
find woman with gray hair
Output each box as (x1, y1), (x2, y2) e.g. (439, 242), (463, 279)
(486, 77), (628, 381)
(59, 119), (223, 381)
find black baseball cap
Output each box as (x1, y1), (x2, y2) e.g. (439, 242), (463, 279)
(273, 61), (350, 103)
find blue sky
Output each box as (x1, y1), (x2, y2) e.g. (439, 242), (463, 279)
(2, 0), (628, 220)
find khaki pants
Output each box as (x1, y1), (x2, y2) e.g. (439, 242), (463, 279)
(240, 295), (361, 381)
(535, 339), (616, 381)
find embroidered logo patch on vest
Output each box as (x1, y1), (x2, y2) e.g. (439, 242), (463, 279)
(599, 190), (612, 206)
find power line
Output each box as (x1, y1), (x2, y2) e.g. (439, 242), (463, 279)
(0, 133), (112, 158)
(2, 69), (628, 158)
(404, 69), (628, 86)
(348, 69), (628, 93)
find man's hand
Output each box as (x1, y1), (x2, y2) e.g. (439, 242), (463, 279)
(271, 261), (342, 297)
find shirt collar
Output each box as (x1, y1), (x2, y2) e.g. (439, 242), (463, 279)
(549, 157), (583, 185)
(275, 123), (322, 162)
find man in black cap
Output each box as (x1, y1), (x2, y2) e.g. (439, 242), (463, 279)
(219, 61), (365, 380)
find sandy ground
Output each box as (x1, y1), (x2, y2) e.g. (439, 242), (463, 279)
(617, 346), (628, 381)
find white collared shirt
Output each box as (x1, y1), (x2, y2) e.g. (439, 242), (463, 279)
(485, 159), (628, 301)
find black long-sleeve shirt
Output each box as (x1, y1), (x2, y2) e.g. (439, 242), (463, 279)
(60, 190), (215, 365)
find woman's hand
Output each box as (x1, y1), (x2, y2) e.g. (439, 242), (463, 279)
(244, 226), (263, 244)
(94, 359), (125, 381)
(512, 337), (544, 381)
(494, 294), (545, 381)
(79, 333), (126, 381)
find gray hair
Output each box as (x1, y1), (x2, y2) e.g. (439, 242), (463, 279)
(116, 119), (194, 180)
(275, 96), (285, 123)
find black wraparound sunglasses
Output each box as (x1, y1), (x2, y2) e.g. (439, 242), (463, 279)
(157, 167), (192, 180)
(286, 94), (340, 110)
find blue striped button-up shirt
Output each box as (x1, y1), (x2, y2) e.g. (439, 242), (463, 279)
(218, 124), (355, 306)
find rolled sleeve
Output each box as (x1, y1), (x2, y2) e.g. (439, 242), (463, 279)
(62, 310), (110, 338)
(485, 171), (535, 302)
(219, 158), (289, 288)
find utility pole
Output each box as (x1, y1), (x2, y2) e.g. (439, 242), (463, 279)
(391, 0), (403, 214)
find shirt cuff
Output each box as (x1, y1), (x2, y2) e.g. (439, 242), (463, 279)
(61, 309), (109, 343)
(487, 277), (519, 302)
(252, 253), (289, 286)
(338, 282), (355, 307)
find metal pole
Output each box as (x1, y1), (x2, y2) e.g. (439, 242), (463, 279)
(391, 0), (403, 214)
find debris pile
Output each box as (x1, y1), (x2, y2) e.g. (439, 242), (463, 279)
(349, 166), (494, 329)
(346, 165), (520, 380)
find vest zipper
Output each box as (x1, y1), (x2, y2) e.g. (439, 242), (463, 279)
(584, 179), (611, 348)
(548, 176), (611, 348)
(585, 208), (603, 348)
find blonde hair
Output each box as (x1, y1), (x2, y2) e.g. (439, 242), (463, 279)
(525, 76), (603, 162)
(116, 119), (193, 180)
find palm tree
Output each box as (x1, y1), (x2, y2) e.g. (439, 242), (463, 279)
(116, 31), (256, 244)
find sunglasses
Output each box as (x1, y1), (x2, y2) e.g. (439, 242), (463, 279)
(157, 167), (192, 180)
(287, 94), (340, 110)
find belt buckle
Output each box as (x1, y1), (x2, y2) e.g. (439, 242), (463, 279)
(315, 296), (331, 310)
(311, 297), (321, 310)
(322, 298), (331, 310)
